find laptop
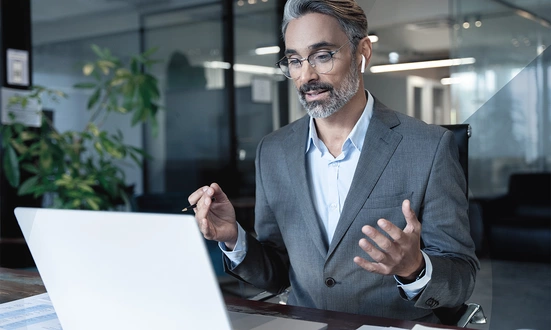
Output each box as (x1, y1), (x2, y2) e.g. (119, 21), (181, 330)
(14, 207), (327, 330)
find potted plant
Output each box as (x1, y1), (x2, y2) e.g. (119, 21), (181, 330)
(1, 45), (162, 211)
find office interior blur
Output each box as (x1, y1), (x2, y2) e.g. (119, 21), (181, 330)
(2, 0), (551, 329)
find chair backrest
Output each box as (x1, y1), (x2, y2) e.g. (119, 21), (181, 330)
(434, 124), (484, 327)
(441, 124), (471, 198)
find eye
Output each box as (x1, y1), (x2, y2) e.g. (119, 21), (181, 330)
(287, 58), (302, 68)
(312, 52), (332, 63)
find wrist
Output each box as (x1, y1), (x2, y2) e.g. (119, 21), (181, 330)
(397, 257), (426, 283)
(224, 239), (237, 251)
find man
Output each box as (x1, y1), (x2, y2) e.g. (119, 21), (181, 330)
(189, 0), (479, 323)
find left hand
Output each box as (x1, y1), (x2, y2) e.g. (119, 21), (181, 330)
(353, 199), (425, 280)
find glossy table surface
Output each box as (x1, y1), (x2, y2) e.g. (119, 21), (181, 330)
(0, 267), (465, 330)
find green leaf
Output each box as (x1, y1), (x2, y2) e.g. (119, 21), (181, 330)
(141, 46), (159, 59)
(110, 78), (126, 87)
(77, 183), (95, 193)
(86, 198), (100, 211)
(20, 163), (39, 174)
(3, 145), (20, 187)
(91, 44), (104, 58)
(130, 58), (138, 74)
(10, 140), (28, 155)
(87, 88), (101, 110)
(20, 131), (38, 141)
(18, 175), (39, 195)
(74, 82), (96, 89)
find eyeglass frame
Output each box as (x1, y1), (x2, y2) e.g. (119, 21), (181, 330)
(275, 39), (355, 80)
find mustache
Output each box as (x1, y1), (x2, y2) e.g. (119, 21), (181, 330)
(299, 82), (334, 94)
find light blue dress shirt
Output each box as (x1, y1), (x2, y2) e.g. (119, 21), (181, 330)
(220, 91), (432, 299)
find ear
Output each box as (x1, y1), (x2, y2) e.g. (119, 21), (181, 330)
(358, 36), (372, 74)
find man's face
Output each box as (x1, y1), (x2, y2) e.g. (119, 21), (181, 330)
(284, 13), (360, 118)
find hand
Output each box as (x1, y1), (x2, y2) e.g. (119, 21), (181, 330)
(188, 183), (238, 249)
(353, 199), (425, 280)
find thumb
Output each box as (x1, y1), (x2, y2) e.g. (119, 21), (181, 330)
(402, 199), (419, 232)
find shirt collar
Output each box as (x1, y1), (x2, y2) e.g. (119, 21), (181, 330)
(306, 90), (374, 153)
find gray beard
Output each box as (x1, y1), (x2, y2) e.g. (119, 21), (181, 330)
(297, 62), (360, 119)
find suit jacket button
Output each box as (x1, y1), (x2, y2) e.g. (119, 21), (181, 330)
(425, 298), (439, 308)
(325, 277), (336, 287)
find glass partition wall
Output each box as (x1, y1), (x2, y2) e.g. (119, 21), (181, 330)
(142, 1), (282, 198)
(32, 0), (284, 202)
(449, 0), (551, 197)
(142, 4), (229, 196)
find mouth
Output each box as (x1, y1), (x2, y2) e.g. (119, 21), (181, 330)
(303, 89), (329, 102)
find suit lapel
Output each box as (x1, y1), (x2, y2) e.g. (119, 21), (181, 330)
(327, 100), (403, 256)
(283, 116), (329, 257)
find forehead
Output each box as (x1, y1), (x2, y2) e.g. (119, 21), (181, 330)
(284, 13), (348, 52)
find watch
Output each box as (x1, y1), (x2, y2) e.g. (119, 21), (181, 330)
(396, 267), (426, 284)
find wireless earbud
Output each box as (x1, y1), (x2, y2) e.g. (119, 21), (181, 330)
(361, 55), (366, 73)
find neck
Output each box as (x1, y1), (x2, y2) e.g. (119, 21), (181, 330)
(314, 89), (367, 156)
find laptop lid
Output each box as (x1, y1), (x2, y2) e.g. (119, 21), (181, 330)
(14, 207), (235, 330)
(14, 207), (327, 330)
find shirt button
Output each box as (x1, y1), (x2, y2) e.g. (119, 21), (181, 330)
(330, 203), (337, 209)
(325, 277), (336, 287)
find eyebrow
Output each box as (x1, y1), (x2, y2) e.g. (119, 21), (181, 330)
(284, 41), (339, 56)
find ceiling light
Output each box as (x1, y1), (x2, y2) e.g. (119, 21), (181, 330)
(203, 61), (231, 69)
(203, 61), (280, 75)
(462, 21), (470, 29)
(441, 77), (463, 85)
(234, 64), (279, 75)
(370, 57), (476, 73)
(475, 20), (482, 27)
(388, 52), (399, 64)
(255, 46), (280, 55)
(515, 9), (551, 28)
(368, 34), (378, 43)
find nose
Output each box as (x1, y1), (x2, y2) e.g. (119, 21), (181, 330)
(296, 61), (318, 84)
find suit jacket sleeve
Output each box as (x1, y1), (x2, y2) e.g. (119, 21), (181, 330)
(413, 129), (479, 309)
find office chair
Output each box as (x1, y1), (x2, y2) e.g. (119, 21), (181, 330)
(249, 124), (487, 328)
(434, 124), (487, 327)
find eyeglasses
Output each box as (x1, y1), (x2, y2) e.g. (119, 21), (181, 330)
(276, 40), (353, 80)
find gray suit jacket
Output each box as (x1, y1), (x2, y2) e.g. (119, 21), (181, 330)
(225, 98), (479, 322)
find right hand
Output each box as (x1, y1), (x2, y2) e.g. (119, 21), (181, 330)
(188, 183), (238, 250)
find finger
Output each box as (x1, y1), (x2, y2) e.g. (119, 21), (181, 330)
(188, 186), (209, 205)
(199, 217), (215, 240)
(353, 256), (390, 275)
(402, 199), (420, 233)
(361, 225), (394, 253)
(207, 182), (228, 203)
(376, 218), (404, 243)
(358, 238), (387, 263)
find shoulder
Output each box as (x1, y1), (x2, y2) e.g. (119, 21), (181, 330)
(259, 115), (309, 145)
(372, 98), (448, 143)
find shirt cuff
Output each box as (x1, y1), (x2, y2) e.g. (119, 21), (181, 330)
(219, 223), (248, 268)
(394, 251), (433, 300)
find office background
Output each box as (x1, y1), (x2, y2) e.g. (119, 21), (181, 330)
(2, 0), (550, 329)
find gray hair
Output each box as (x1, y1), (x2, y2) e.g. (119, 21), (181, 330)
(281, 0), (368, 51)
